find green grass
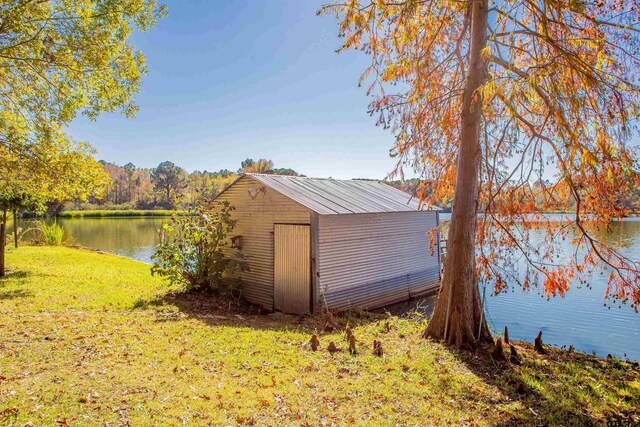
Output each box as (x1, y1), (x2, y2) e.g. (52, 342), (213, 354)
(58, 210), (180, 218)
(1, 246), (639, 426)
(0, 246), (172, 311)
(33, 220), (66, 245)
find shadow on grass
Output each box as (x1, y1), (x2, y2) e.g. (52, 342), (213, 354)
(0, 270), (31, 281)
(0, 271), (34, 301)
(0, 288), (33, 300)
(451, 342), (640, 426)
(134, 288), (387, 334)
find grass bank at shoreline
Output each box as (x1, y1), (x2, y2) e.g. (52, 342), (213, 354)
(57, 209), (180, 218)
(1, 246), (638, 426)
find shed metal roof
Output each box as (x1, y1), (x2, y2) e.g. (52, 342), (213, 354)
(241, 174), (439, 215)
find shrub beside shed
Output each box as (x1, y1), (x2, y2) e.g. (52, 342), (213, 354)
(214, 174), (441, 314)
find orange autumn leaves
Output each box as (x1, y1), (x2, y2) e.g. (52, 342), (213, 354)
(326, 0), (640, 308)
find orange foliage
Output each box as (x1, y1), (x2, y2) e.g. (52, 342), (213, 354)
(325, 0), (640, 309)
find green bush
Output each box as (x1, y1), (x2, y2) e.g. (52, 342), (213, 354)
(32, 220), (68, 246)
(151, 199), (247, 293)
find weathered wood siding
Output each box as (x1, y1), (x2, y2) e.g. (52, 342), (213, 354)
(317, 211), (440, 310)
(216, 176), (310, 308)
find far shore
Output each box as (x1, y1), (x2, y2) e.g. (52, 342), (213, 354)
(57, 209), (180, 218)
(12, 208), (639, 219)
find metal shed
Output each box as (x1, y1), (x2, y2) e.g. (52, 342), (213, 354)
(214, 174), (441, 314)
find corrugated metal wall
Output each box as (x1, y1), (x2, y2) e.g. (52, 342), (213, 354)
(274, 224), (311, 314)
(317, 211), (440, 310)
(216, 176), (310, 308)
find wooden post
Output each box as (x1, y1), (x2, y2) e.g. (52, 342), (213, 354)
(13, 208), (18, 248)
(0, 222), (6, 277)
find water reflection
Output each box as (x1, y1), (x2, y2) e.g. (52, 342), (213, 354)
(58, 217), (166, 263)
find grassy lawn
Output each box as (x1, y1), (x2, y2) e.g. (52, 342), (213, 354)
(1, 246), (639, 426)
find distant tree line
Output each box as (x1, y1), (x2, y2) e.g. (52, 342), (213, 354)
(64, 158), (301, 211)
(387, 178), (640, 214)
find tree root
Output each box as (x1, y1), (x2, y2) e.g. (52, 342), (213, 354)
(373, 340), (384, 357)
(324, 311), (339, 332)
(534, 331), (546, 354)
(327, 341), (339, 353)
(344, 326), (353, 341)
(509, 344), (522, 365)
(348, 334), (357, 355)
(491, 338), (506, 361)
(309, 334), (320, 351)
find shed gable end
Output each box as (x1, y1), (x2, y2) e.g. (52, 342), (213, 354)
(216, 176), (311, 309)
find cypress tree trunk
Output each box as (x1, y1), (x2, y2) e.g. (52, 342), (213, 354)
(13, 208), (18, 248)
(423, 0), (491, 347)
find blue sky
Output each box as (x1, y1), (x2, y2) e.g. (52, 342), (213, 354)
(67, 1), (401, 179)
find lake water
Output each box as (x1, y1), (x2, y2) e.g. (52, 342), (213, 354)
(417, 214), (640, 361)
(58, 217), (166, 263)
(47, 216), (640, 360)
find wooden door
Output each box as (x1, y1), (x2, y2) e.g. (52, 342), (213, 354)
(274, 224), (311, 314)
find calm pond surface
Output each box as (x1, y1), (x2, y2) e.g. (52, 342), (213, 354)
(58, 217), (166, 263)
(53, 215), (640, 360)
